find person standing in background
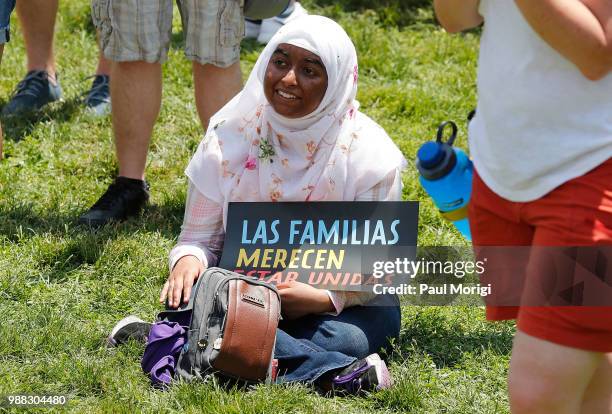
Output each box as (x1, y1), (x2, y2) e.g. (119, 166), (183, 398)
(1, 0), (112, 117)
(435, 0), (612, 413)
(79, 0), (245, 227)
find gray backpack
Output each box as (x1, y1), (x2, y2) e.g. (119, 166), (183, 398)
(159, 268), (281, 384)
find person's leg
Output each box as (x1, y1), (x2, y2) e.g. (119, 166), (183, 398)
(580, 354), (612, 414)
(81, 0), (173, 226)
(78, 59), (158, 227)
(511, 158), (612, 413)
(276, 304), (399, 392)
(83, 29), (113, 115)
(280, 304), (401, 359)
(2, 0), (62, 115)
(274, 328), (356, 383)
(100, 0), (171, 179)
(192, 61), (242, 131)
(95, 41), (112, 76)
(16, 0), (58, 82)
(508, 332), (603, 414)
(83, 42), (112, 115)
(180, 0), (243, 131)
(111, 61), (162, 180)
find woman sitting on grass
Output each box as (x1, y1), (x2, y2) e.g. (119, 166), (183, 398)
(161, 15), (406, 393)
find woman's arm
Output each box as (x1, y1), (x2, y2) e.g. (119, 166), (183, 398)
(325, 168), (403, 315)
(168, 182), (224, 271)
(161, 181), (225, 308)
(515, 0), (612, 80)
(434, 0), (483, 33)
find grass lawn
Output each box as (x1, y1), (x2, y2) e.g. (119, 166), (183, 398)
(0, 1), (515, 412)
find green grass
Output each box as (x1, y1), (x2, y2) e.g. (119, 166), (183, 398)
(0, 1), (514, 412)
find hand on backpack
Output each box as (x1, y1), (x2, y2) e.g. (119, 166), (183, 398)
(161, 255), (205, 308)
(277, 280), (335, 319)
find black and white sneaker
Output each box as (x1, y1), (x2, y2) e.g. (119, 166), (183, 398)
(79, 176), (150, 228)
(107, 316), (152, 347)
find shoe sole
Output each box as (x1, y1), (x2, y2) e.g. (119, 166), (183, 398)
(85, 102), (111, 117)
(2, 98), (65, 117)
(78, 217), (108, 228)
(107, 316), (150, 347)
(78, 200), (149, 229)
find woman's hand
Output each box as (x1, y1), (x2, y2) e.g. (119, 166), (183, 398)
(277, 280), (335, 320)
(160, 256), (205, 308)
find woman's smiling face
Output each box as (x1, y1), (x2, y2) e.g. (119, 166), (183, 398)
(264, 43), (329, 118)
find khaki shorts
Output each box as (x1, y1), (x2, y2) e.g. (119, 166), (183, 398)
(91, 0), (244, 67)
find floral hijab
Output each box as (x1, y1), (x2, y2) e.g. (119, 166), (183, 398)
(186, 15), (406, 224)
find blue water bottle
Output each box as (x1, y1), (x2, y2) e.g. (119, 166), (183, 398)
(416, 121), (473, 241)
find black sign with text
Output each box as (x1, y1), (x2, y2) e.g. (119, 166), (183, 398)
(218, 201), (419, 291)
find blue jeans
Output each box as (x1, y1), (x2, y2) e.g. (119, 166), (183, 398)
(0, 0), (16, 44)
(274, 304), (401, 383)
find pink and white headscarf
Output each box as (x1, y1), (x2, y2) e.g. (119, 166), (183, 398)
(186, 15), (407, 223)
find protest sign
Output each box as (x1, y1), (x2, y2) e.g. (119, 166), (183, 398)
(219, 201), (419, 291)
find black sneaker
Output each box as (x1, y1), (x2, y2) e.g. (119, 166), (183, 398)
(83, 74), (111, 116)
(2, 70), (63, 115)
(107, 316), (152, 347)
(331, 353), (392, 395)
(79, 176), (150, 227)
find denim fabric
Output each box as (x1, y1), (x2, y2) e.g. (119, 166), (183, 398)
(274, 305), (401, 383)
(0, 0), (16, 44)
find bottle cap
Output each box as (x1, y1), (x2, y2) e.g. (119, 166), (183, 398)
(417, 142), (445, 169)
(416, 121), (459, 181)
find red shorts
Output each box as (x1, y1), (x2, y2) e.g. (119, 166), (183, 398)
(469, 158), (612, 352)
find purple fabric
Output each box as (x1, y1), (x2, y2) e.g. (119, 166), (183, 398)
(141, 321), (187, 386)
